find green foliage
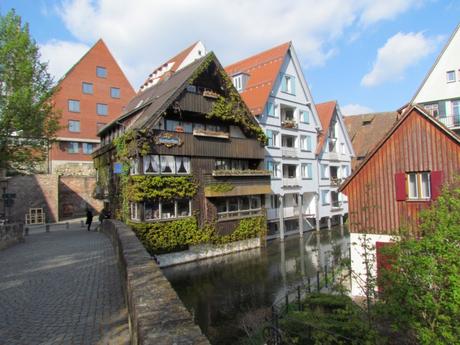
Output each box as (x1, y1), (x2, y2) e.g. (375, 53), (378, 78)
(280, 293), (377, 345)
(378, 181), (460, 344)
(126, 175), (198, 201)
(130, 215), (267, 254)
(0, 9), (60, 172)
(208, 182), (234, 193)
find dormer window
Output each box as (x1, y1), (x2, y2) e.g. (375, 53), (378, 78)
(232, 73), (249, 92)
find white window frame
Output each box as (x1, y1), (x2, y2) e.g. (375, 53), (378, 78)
(301, 163), (313, 179)
(300, 109), (310, 124)
(407, 172), (431, 200)
(130, 203), (140, 220)
(82, 143), (93, 155)
(68, 99), (80, 113)
(68, 120), (80, 133)
(233, 75), (243, 91)
(446, 70), (456, 83)
(321, 190), (330, 205)
(67, 142), (79, 154)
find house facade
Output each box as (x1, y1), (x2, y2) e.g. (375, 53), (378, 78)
(225, 43), (323, 239)
(93, 52), (270, 246)
(412, 24), (460, 135)
(315, 101), (354, 229)
(49, 39), (135, 174)
(340, 105), (460, 295)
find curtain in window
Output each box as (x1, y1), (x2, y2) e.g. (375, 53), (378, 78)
(175, 156), (191, 174)
(161, 155), (175, 174)
(144, 155), (159, 174)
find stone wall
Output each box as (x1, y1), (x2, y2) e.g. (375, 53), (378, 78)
(101, 220), (210, 345)
(0, 174), (102, 223)
(0, 223), (24, 251)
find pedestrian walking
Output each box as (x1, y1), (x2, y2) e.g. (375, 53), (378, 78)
(86, 208), (93, 231)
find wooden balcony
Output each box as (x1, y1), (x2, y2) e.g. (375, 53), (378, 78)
(204, 174), (271, 197)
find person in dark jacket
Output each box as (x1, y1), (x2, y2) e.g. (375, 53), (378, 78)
(85, 208), (93, 231)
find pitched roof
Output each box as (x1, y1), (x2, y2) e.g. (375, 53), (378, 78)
(225, 42), (291, 115)
(340, 105), (460, 192)
(315, 101), (337, 154)
(344, 111), (398, 169)
(139, 41), (203, 91)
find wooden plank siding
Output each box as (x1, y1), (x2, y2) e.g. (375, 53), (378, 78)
(342, 108), (460, 235)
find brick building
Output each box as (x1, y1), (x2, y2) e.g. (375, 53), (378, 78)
(49, 39), (135, 173)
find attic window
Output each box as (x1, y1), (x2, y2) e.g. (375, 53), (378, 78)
(357, 156), (366, 160)
(362, 120), (372, 126)
(232, 73), (249, 92)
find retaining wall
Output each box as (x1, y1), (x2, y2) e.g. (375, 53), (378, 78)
(101, 220), (210, 345)
(0, 223), (24, 251)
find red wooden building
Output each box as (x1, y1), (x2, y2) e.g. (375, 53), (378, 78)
(340, 105), (460, 296)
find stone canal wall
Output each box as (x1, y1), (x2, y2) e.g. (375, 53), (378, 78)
(102, 220), (210, 345)
(0, 223), (24, 251)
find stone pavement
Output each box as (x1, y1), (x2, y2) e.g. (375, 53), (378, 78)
(0, 224), (129, 345)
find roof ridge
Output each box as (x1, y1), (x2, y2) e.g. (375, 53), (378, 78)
(226, 42), (290, 70)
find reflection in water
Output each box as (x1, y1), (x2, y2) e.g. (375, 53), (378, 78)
(162, 227), (350, 345)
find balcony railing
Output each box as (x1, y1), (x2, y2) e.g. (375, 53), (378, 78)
(281, 148), (299, 158)
(331, 201), (343, 211)
(212, 169), (271, 177)
(437, 115), (460, 128)
(193, 128), (230, 139)
(283, 206), (300, 218)
(282, 178), (300, 187)
(281, 120), (298, 129)
(217, 208), (264, 220)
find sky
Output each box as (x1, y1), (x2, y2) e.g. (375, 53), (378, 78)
(1, 0), (459, 115)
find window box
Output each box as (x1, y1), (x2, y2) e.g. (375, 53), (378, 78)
(212, 169), (271, 177)
(203, 90), (220, 99)
(281, 120), (298, 129)
(193, 128), (229, 139)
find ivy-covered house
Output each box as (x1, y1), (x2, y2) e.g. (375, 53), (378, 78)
(92, 51), (271, 254)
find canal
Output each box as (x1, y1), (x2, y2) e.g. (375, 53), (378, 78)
(162, 226), (350, 345)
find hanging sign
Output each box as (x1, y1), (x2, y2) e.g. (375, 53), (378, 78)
(154, 133), (183, 148)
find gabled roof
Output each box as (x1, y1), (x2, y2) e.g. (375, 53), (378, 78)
(315, 101), (337, 155)
(411, 24), (460, 104)
(225, 42), (291, 115)
(344, 111), (398, 169)
(340, 105), (460, 192)
(99, 52), (260, 137)
(139, 41), (205, 91)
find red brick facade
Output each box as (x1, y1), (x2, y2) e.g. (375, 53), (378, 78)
(49, 39), (134, 171)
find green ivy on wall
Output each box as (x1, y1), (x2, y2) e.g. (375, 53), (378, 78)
(129, 215), (267, 255)
(207, 182), (234, 193)
(126, 175), (198, 202)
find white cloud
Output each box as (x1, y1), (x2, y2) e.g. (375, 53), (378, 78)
(341, 103), (375, 115)
(39, 40), (90, 81)
(359, 0), (424, 25)
(48, 0), (423, 89)
(361, 32), (438, 87)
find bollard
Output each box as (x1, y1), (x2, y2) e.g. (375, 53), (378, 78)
(66, 222), (69, 229)
(317, 271), (320, 292)
(25, 227), (29, 236)
(46, 224), (50, 232)
(80, 220), (84, 228)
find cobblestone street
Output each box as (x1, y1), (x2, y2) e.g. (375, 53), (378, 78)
(0, 224), (129, 345)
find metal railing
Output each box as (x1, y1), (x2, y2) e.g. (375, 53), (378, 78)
(437, 115), (460, 128)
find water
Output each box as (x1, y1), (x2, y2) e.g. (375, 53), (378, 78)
(162, 226), (350, 345)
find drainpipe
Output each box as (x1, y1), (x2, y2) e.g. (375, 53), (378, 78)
(279, 194), (284, 241)
(298, 192), (303, 237)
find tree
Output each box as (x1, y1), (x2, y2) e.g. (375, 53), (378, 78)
(379, 180), (460, 344)
(0, 9), (60, 173)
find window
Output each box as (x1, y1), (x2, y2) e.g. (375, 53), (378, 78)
(452, 100), (460, 117)
(110, 87), (120, 98)
(82, 82), (93, 94)
(281, 74), (296, 95)
(267, 102), (276, 117)
(144, 155), (160, 174)
(340, 143), (346, 154)
(130, 203), (140, 220)
(130, 158), (139, 175)
(96, 66), (107, 78)
(177, 199), (191, 217)
(67, 142), (79, 153)
(446, 70), (456, 83)
(301, 163), (313, 179)
(68, 120), (80, 132)
(166, 120), (193, 133)
(407, 172), (430, 200)
(300, 135), (312, 151)
(175, 156), (191, 174)
(424, 103), (439, 117)
(144, 201), (159, 220)
(300, 109), (310, 123)
(267, 130), (279, 147)
(269, 194), (280, 209)
(216, 195), (262, 219)
(321, 190), (330, 205)
(160, 155), (175, 174)
(97, 103), (108, 116)
(267, 161), (280, 178)
(161, 200), (176, 219)
(233, 75), (243, 91)
(68, 100), (80, 112)
(320, 164), (329, 179)
(82, 143), (93, 154)
(341, 165), (349, 178)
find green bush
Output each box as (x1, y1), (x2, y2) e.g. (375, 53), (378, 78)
(126, 175), (198, 202)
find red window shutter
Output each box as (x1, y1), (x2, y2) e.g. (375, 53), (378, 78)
(430, 171), (443, 200)
(394, 172), (406, 201)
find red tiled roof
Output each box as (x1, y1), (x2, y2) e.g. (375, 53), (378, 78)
(139, 41), (199, 90)
(315, 101), (337, 155)
(225, 42), (291, 116)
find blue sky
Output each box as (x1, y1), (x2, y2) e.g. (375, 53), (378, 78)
(1, 0), (459, 115)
